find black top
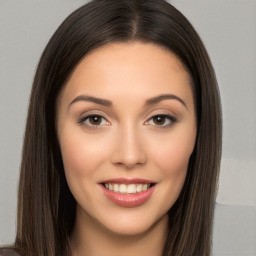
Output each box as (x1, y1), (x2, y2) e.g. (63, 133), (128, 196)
(0, 248), (20, 256)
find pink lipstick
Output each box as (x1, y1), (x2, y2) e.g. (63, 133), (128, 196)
(99, 178), (156, 208)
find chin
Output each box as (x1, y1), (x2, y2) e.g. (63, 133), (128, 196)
(94, 207), (169, 237)
(105, 221), (152, 236)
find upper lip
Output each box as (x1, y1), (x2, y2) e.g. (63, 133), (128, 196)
(100, 178), (156, 184)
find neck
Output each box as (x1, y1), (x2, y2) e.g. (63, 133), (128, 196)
(71, 207), (168, 256)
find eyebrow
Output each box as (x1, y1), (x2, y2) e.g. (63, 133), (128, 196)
(69, 95), (113, 108)
(69, 93), (187, 109)
(145, 94), (187, 109)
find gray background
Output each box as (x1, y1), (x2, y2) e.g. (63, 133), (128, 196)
(0, 0), (255, 255)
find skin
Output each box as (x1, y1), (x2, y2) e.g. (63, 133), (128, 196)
(57, 42), (197, 256)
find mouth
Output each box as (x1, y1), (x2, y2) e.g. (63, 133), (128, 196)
(99, 178), (157, 207)
(102, 183), (155, 194)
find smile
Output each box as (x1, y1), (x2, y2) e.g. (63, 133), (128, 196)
(104, 183), (151, 194)
(100, 179), (156, 207)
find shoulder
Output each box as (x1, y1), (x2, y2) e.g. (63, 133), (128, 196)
(0, 248), (20, 256)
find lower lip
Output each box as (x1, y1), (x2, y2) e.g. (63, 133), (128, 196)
(100, 185), (155, 208)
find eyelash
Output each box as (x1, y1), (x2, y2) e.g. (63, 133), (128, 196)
(77, 114), (109, 129)
(77, 114), (177, 129)
(145, 114), (177, 128)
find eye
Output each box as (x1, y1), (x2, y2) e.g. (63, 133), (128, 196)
(146, 114), (176, 127)
(78, 114), (109, 127)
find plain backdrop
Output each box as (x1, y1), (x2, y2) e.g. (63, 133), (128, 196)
(0, 0), (255, 255)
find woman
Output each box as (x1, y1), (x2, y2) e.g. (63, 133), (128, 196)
(0, 0), (222, 255)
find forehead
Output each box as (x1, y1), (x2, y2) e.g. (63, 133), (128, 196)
(59, 42), (194, 109)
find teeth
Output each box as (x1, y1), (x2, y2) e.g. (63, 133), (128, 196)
(104, 183), (151, 194)
(113, 184), (119, 192)
(136, 184), (142, 193)
(127, 184), (136, 193)
(119, 184), (127, 193)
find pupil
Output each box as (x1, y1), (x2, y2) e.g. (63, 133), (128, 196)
(90, 115), (101, 125)
(154, 116), (165, 125)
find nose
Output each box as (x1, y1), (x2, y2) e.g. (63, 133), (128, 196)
(110, 125), (147, 169)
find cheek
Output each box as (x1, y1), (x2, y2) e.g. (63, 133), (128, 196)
(58, 130), (112, 208)
(149, 127), (196, 205)
(152, 131), (195, 176)
(154, 145), (190, 198)
(59, 130), (108, 185)
(159, 143), (192, 175)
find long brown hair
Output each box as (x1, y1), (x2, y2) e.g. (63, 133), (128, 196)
(15, 0), (222, 255)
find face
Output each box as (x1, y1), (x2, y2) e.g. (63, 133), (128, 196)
(57, 42), (196, 236)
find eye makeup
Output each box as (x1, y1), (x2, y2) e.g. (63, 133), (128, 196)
(145, 114), (177, 128)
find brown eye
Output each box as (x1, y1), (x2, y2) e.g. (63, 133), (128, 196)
(147, 114), (176, 127)
(88, 115), (103, 125)
(152, 115), (166, 125)
(79, 114), (108, 127)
